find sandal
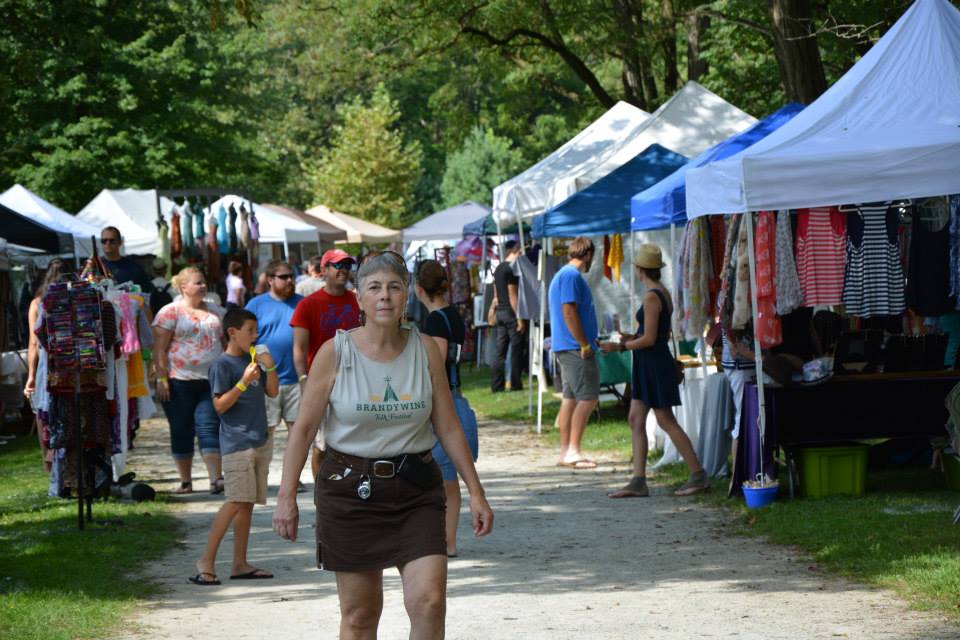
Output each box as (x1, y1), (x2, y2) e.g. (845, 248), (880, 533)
(608, 476), (649, 498)
(173, 481), (193, 494)
(210, 477), (225, 495)
(674, 470), (709, 496)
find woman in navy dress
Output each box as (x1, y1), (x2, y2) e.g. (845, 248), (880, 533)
(601, 244), (707, 498)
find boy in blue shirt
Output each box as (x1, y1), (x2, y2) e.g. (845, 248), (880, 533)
(190, 308), (279, 585)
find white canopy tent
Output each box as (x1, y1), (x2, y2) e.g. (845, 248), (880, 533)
(402, 201), (491, 243)
(0, 184), (99, 256)
(77, 189), (176, 256)
(305, 205), (401, 244)
(686, 0), (960, 217)
(493, 82), (757, 226)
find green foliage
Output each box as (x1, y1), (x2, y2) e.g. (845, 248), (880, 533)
(439, 127), (523, 208)
(303, 85), (423, 228)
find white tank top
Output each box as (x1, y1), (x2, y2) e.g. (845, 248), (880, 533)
(325, 327), (435, 458)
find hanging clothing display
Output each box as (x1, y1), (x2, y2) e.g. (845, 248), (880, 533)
(607, 234), (623, 283)
(181, 201), (195, 259)
(157, 217), (171, 274)
(754, 212), (782, 348)
(228, 204), (239, 255)
(842, 203), (906, 317)
(907, 197), (953, 316)
(170, 207), (182, 260)
(679, 218), (712, 340)
(207, 215), (221, 283)
(238, 206), (249, 251)
(796, 206), (846, 306)
(716, 214), (741, 330)
(708, 216), (726, 312)
(731, 214), (752, 330)
(247, 205), (259, 242)
(602, 236), (612, 281)
(774, 211), (803, 316)
(450, 260), (471, 305)
(216, 205), (229, 254)
(193, 204), (206, 257)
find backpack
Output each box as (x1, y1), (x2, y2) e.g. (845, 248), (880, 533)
(150, 282), (173, 317)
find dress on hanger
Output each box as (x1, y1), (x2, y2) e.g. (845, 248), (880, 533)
(181, 202), (194, 259)
(216, 205), (229, 254)
(238, 207), (249, 251)
(907, 197), (953, 316)
(842, 203), (905, 317)
(796, 206), (846, 305)
(754, 211), (781, 348)
(774, 210), (802, 316)
(170, 208), (182, 259)
(228, 204), (239, 254)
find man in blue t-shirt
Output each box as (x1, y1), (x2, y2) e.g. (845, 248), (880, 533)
(548, 236), (599, 469)
(245, 260), (306, 492)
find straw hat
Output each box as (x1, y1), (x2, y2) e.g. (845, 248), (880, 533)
(633, 243), (664, 269)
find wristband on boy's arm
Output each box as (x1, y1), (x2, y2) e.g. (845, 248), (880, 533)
(235, 381), (248, 392)
(298, 373), (308, 383)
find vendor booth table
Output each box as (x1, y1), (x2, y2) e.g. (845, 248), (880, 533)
(733, 370), (960, 496)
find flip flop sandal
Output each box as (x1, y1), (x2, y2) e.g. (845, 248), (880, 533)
(173, 481), (193, 494)
(210, 477), (225, 495)
(229, 569), (273, 580)
(189, 572), (221, 586)
(608, 477), (650, 498)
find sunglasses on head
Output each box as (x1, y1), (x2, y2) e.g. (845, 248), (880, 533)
(359, 250), (405, 266)
(271, 273), (294, 280)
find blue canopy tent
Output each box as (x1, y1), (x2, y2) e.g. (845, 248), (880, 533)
(531, 144), (688, 238)
(630, 103), (804, 231)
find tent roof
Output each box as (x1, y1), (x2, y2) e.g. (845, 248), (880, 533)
(686, 0), (960, 216)
(0, 201), (73, 253)
(402, 201), (491, 242)
(462, 212), (530, 237)
(259, 204), (347, 242)
(631, 103), (804, 230)
(533, 144), (688, 238)
(304, 205), (400, 244)
(76, 189), (176, 255)
(207, 196), (322, 245)
(493, 82), (756, 223)
(0, 184), (99, 254)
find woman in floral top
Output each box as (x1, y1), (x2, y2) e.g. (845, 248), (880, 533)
(153, 266), (226, 494)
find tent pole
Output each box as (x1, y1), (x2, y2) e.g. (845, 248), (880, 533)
(516, 211), (526, 253)
(536, 237), (549, 433)
(743, 212), (766, 482)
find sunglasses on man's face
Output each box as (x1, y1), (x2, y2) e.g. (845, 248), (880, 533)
(328, 261), (353, 270)
(271, 273), (294, 280)
(101, 238), (119, 244)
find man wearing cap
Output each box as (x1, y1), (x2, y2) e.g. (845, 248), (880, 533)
(289, 249), (360, 477)
(245, 260), (308, 492)
(548, 236), (599, 469)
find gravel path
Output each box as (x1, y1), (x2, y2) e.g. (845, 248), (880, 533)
(118, 417), (956, 639)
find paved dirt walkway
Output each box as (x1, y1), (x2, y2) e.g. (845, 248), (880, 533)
(119, 417), (955, 639)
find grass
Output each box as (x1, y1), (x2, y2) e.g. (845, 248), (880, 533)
(0, 430), (180, 640)
(461, 364), (960, 618)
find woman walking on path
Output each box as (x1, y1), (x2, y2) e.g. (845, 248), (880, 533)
(153, 266), (226, 494)
(415, 259), (480, 558)
(272, 252), (493, 640)
(601, 244), (708, 498)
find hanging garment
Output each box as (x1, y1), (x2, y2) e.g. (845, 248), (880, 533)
(774, 211), (802, 316)
(754, 212), (782, 348)
(949, 195), (960, 304)
(842, 203), (906, 318)
(907, 197), (953, 316)
(247, 205), (260, 242)
(238, 207), (249, 251)
(681, 218), (712, 340)
(181, 202), (194, 259)
(170, 208), (182, 260)
(675, 225), (690, 337)
(602, 236), (612, 281)
(450, 260), (470, 304)
(708, 216), (726, 312)
(208, 217), (221, 283)
(193, 204), (206, 256)
(607, 234), (623, 283)
(716, 215), (741, 329)
(731, 214), (752, 330)
(157, 218), (171, 273)
(796, 206), (846, 305)
(228, 204), (239, 254)
(216, 205), (229, 254)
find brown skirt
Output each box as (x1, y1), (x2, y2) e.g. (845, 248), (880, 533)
(314, 454), (446, 572)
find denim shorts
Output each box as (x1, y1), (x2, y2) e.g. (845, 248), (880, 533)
(432, 394), (479, 482)
(161, 379), (221, 458)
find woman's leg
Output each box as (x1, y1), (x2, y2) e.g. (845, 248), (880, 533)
(399, 555), (447, 640)
(443, 480), (461, 557)
(163, 379), (196, 489)
(336, 570), (384, 640)
(608, 400), (650, 498)
(653, 408), (703, 473)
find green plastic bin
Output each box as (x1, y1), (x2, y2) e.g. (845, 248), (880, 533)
(799, 444), (869, 498)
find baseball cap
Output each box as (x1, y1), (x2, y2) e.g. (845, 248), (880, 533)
(321, 249), (355, 268)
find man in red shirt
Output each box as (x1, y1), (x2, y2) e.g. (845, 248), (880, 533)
(290, 248), (360, 476)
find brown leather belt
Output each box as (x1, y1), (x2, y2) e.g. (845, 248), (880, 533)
(325, 448), (433, 479)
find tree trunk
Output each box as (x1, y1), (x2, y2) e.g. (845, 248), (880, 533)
(660, 0), (679, 95)
(613, 0), (650, 110)
(768, 0), (827, 104)
(686, 12), (710, 81)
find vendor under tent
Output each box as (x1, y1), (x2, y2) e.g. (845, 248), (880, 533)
(630, 103), (804, 231)
(0, 184), (99, 256)
(685, 0), (960, 217)
(77, 189), (177, 255)
(403, 201), (491, 243)
(259, 203), (348, 242)
(493, 82), (756, 232)
(0, 202), (73, 254)
(305, 205), (401, 244)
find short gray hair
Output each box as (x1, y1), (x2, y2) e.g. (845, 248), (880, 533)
(356, 253), (409, 294)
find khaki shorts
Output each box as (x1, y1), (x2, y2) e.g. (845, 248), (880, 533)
(265, 382), (301, 427)
(222, 433), (274, 505)
(556, 349), (600, 401)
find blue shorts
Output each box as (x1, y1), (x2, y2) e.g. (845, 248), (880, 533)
(432, 394), (479, 481)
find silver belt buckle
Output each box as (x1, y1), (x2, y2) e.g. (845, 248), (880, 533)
(372, 460), (396, 478)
